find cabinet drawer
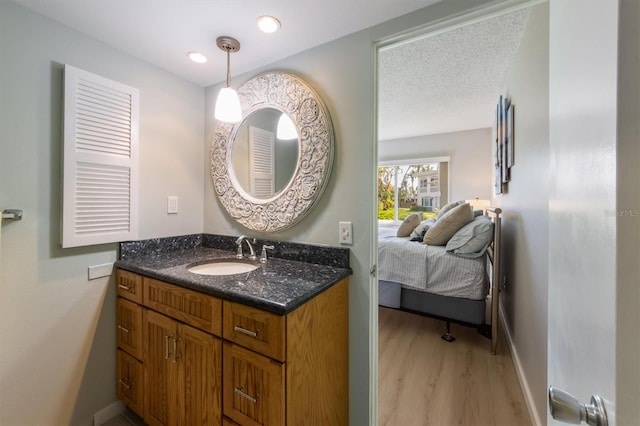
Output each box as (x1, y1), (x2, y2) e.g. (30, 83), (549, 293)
(223, 301), (285, 362)
(143, 277), (222, 336)
(116, 349), (144, 417)
(223, 342), (284, 426)
(116, 269), (143, 304)
(117, 298), (143, 360)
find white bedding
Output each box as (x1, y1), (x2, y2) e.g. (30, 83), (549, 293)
(378, 225), (488, 300)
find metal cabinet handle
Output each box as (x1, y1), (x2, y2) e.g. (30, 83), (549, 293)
(234, 387), (257, 403)
(117, 324), (130, 333)
(549, 386), (608, 426)
(234, 326), (257, 338)
(118, 284), (131, 291)
(164, 335), (170, 359)
(118, 379), (131, 390)
(172, 338), (179, 363)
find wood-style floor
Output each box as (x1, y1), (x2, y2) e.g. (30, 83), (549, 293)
(378, 307), (531, 426)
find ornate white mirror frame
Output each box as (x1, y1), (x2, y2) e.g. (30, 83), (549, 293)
(210, 71), (335, 232)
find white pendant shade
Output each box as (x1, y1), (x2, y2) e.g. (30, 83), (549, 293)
(215, 87), (242, 123)
(276, 113), (298, 140)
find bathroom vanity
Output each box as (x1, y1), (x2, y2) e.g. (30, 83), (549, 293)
(114, 235), (351, 426)
(114, 69), (345, 426)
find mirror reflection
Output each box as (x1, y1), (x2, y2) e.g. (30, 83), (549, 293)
(231, 108), (299, 199)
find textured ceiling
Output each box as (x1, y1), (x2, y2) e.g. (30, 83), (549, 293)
(378, 8), (530, 140)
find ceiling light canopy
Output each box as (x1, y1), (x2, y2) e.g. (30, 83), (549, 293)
(257, 15), (281, 33)
(214, 36), (242, 123)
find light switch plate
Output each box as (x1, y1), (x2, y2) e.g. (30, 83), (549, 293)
(167, 196), (178, 214)
(339, 221), (353, 245)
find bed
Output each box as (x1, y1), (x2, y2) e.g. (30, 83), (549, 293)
(378, 206), (502, 354)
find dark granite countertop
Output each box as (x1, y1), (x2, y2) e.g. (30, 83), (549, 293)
(115, 240), (352, 315)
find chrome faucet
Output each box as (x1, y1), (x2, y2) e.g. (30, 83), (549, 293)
(235, 236), (256, 260)
(260, 245), (275, 263)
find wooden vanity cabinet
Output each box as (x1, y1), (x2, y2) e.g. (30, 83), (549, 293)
(144, 309), (221, 426)
(116, 269), (223, 425)
(116, 268), (143, 304)
(116, 349), (143, 415)
(222, 279), (349, 426)
(116, 270), (145, 415)
(115, 268), (348, 426)
(117, 298), (143, 359)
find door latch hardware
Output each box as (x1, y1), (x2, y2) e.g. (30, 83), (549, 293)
(549, 386), (608, 426)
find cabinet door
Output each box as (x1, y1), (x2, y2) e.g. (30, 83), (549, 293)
(144, 309), (177, 426)
(177, 323), (222, 425)
(116, 269), (143, 304)
(116, 349), (144, 416)
(117, 297), (143, 360)
(223, 342), (284, 426)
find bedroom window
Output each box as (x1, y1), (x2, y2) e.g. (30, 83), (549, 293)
(378, 157), (449, 223)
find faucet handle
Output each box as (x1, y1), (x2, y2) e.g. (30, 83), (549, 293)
(236, 244), (244, 259)
(260, 245), (275, 263)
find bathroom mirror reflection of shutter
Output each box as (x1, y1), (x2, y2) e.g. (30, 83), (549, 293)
(62, 65), (139, 248)
(249, 126), (275, 198)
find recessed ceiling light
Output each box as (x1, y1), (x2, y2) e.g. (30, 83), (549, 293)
(257, 15), (281, 34)
(187, 51), (207, 64)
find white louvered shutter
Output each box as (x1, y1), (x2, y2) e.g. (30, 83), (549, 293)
(62, 65), (139, 248)
(249, 126), (275, 198)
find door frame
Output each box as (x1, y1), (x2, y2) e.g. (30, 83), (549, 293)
(369, 0), (547, 423)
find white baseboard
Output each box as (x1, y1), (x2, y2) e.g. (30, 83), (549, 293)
(499, 304), (543, 426)
(93, 400), (125, 426)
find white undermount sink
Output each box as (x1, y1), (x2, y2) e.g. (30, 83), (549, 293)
(187, 261), (258, 276)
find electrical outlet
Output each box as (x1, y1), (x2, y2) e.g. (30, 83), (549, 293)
(339, 221), (353, 245)
(167, 196), (178, 214)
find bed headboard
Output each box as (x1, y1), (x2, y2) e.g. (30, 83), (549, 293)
(484, 207), (502, 354)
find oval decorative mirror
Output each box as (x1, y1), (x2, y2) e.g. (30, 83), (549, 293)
(211, 72), (335, 232)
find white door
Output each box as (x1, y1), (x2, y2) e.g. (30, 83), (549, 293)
(248, 126), (275, 198)
(547, 1), (638, 425)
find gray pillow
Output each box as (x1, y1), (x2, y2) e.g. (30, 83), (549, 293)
(396, 212), (422, 237)
(423, 203), (474, 246)
(410, 218), (436, 239)
(446, 215), (494, 258)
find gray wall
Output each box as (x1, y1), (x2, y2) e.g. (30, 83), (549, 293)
(379, 128), (493, 202)
(493, 2), (549, 423)
(0, 0), (554, 424)
(0, 1), (204, 424)
(204, 1), (509, 424)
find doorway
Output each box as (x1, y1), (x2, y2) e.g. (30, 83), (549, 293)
(374, 3), (535, 425)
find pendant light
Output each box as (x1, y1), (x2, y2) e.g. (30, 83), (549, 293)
(214, 36), (242, 123)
